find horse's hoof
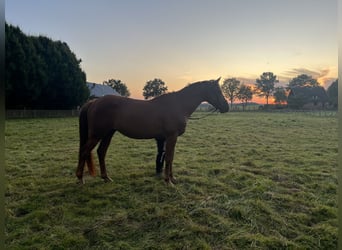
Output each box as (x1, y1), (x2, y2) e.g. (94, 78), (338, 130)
(156, 172), (163, 178)
(170, 177), (177, 184)
(165, 180), (175, 186)
(77, 178), (85, 185)
(164, 178), (175, 186)
(102, 176), (113, 183)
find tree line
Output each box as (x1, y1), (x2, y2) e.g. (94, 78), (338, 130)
(221, 72), (338, 110)
(104, 73), (337, 110)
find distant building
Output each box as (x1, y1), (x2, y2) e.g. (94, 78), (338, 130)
(86, 82), (120, 99)
(288, 86), (328, 109)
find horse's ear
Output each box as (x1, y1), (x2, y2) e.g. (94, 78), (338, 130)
(216, 77), (221, 83)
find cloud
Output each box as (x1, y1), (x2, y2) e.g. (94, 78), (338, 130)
(279, 67), (337, 88)
(235, 77), (257, 84)
(283, 68), (323, 79)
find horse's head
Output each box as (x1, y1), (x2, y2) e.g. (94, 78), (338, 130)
(206, 77), (229, 113)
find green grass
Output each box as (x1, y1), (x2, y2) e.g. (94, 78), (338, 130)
(5, 112), (337, 249)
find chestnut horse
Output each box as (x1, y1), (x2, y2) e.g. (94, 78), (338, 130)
(76, 78), (228, 184)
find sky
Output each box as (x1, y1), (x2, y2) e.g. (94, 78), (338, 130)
(5, 0), (338, 102)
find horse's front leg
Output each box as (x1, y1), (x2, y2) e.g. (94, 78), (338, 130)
(164, 135), (178, 185)
(97, 130), (115, 183)
(155, 138), (166, 176)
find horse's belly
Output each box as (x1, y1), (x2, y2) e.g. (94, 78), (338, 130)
(116, 122), (160, 139)
(118, 129), (158, 139)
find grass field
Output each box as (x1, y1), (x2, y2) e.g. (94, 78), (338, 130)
(5, 112), (337, 249)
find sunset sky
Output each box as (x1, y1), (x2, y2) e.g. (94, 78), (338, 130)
(5, 0), (337, 102)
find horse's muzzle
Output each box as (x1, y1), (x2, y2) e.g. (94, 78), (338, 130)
(219, 102), (229, 113)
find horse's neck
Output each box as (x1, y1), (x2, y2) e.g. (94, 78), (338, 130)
(178, 86), (205, 117)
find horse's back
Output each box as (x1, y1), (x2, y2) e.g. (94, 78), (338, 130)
(87, 95), (167, 139)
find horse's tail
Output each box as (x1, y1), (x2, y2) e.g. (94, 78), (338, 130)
(79, 100), (96, 176)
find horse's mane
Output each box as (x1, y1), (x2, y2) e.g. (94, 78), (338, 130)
(181, 79), (216, 91)
(152, 79), (216, 101)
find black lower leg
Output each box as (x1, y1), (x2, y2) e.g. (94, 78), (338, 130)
(156, 152), (165, 174)
(155, 138), (165, 175)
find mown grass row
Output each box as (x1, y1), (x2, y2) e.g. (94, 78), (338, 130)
(5, 112), (337, 249)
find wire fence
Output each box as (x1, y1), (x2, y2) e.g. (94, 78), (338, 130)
(5, 108), (337, 119)
(5, 109), (80, 119)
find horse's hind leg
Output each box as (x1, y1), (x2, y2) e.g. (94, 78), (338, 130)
(76, 138), (99, 184)
(164, 135), (178, 185)
(155, 138), (165, 176)
(97, 130), (115, 183)
(86, 153), (95, 176)
(76, 157), (86, 184)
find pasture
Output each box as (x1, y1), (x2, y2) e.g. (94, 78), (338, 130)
(5, 112), (337, 249)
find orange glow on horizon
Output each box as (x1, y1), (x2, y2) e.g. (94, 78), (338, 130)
(251, 96), (273, 105)
(245, 84), (276, 105)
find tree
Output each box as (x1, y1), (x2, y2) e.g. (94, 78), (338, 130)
(273, 87), (287, 104)
(5, 23), (89, 109)
(287, 86), (328, 109)
(142, 78), (168, 99)
(255, 72), (278, 105)
(327, 79), (338, 108)
(103, 79), (130, 97)
(221, 78), (240, 109)
(5, 23), (41, 108)
(236, 84), (253, 111)
(288, 74), (319, 89)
